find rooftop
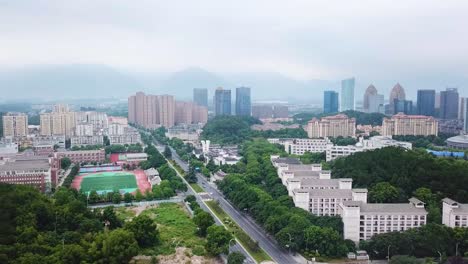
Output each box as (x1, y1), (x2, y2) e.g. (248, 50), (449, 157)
(443, 198), (468, 214)
(342, 200), (427, 214)
(295, 188), (353, 198)
(447, 135), (468, 144)
(0, 158), (50, 172)
(273, 157), (302, 165)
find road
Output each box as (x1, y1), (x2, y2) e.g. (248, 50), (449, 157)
(165, 144), (304, 264)
(87, 197), (183, 209)
(154, 143), (256, 264)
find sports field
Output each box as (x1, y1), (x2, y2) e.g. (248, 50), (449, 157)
(78, 172), (138, 194)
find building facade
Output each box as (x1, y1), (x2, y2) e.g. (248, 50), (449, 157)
(389, 83), (406, 114)
(306, 114), (356, 138)
(341, 78), (355, 111)
(235, 87), (251, 116)
(363, 85), (378, 112)
(214, 87), (231, 116)
(324, 91), (339, 114)
(54, 149), (106, 163)
(381, 113), (438, 136)
(338, 198), (427, 243)
(40, 105), (76, 137)
(440, 88), (459, 120)
(268, 138), (331, 155)
(193, 88), (208, 107)
(442, 198), (468, 228)
(0, 157), (54, 192)
(368, 94), (385, 114)
(393, 99), (413, 115)
(417, 90), (436, 116)
(2, 113), (28, 138)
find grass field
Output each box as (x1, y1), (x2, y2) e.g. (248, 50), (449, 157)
(80, 172), (137, 193)
(140, 203), (207, 256)
(189, 183), (204, 193)
(206, 200), (272, 263)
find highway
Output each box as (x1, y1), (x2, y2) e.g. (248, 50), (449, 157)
(165, 145), (305, 264)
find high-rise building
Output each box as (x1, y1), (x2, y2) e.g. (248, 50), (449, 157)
(464, 99), (468, 133)
(363, 84), (378, 112)
(193, 88), (208, 107)
(235, 87), (251, 116)
(214, 87), (231, 116)
(323, 91), (339, 114)
(389, 83), (406, 114)
(394, 99), (413, 115)
(368, 94), (385, 113)
(272, 105), (289, 118)
(440, 88), (459, 120)
(417, 90), (436, 116)
(40, 105), (76, 137)
(252, 105), (289, 119)
(340, 78), (355, 111)
(307, 114), (356, 138)
(128, 95), (136, 124)
(458, 97), (466, 121)
(2, 113), (28, 138)
(158, 95), (175, 128)
(382, 113), (438, 136)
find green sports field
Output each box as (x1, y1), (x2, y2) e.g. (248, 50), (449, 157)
(79, 172), (137, 194)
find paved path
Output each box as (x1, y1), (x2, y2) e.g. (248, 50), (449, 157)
(87, 197), (183, 208)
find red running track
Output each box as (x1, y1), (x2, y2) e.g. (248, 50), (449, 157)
(70, 170), (151, 194)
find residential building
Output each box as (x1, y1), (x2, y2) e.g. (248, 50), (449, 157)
(338, 198), (427, 243)
(193, 88), (208, 107)
(306, 114), (356, 138)
(158, 95), (175, 128)
(75, 124), (94, 136)
(363, 85), (378, 112)
(0, 142), (19, 156)
(440, 88), (459, 120)
(235, 87), (251, 116)
(417, 90), (436, 116)
(393, 99), (413, 115)
(175, 101), (208, 125)
(324, 91), (339, 114)
(381, 113), (438, 136)
(70, 135), (104, 147)
(2, 113), (28, 137)
(40, 105), (76, 137)
(0, 157), (54, 192)
(341, 78), (355, 111)
(108, 116), (128, 126)
(75, 111), (108, 130)
(54, 149), (106, 163)
(214, 87), (231, 116)
(192, 104), (208, 124)
(108, 125), (141, 145)
(388, 83), (406, 114)
(442, 198), (468, 228)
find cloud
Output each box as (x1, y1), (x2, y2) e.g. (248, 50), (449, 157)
(0, 0), (467, 82)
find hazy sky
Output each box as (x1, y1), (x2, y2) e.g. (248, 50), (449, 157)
(1, 0), (468, 82)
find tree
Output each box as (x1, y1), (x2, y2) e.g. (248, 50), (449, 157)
(88, 190), (100, 204)
(303, 225), (347, 257)
(163, 146), (172, 159)
(193, 210), (215, 236)
(135, 190), (144, 202)
(101, 206), (122, 229)
(124, 192), (134, 203)
(124, 214), (159, 247)
(91, 228), (139, 263)
(227, 252), (246, 264)
(369, 182), (403, 203)
(112, 192), (121, 204)
(60, 157), (72, 170)
(205, 225), (233, 256)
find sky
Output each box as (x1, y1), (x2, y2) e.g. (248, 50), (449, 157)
(0, 0), (467, 96)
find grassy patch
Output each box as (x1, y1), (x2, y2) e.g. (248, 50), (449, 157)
(169, 160), (186, 176)
(114, 206), (136, 222)
(206, 200), (272, 263)
(140, 203), (207, 256)
(190, 183), (204, 193)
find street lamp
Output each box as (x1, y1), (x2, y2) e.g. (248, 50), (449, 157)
(456, 243), (459, 257)
(437, 251), (442, 263)
(387, 245), (391, 263)
(286, 233), (293, 255)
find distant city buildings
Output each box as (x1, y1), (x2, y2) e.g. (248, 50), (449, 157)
(341, 78), (355, 111)
(128, 92), (207, 128)
(382, 113), (438, 136)
(417, 90), (436, 116)
(306, 114), (356, 138)
(2, 113), (28, 138)
(323, 91), (339, 114)
(235, 87), (252, 116)
(464, 99), (468, 133)
(214, 87), (232, 116)
(440, 88), (459, 120)
(459, 97), (466, 121)
(40, 105), (76, 137)
(388, 83), (406, 114)
(393, 99), (413, 115)
(193, 88), (208, 107)
(363, 85), (377, 112)
(446, 135), (468, 150)
(251, 104), (289, 119)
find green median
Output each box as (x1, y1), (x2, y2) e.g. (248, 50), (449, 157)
(190, 183), (204, 193)
(206, 200), (272, 263)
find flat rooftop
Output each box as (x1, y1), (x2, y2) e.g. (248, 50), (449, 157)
(342, 201), (427, 214)
(0, 158), (50, 172)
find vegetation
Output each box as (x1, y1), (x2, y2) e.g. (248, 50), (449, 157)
(228, 252), (246, 264)
(329, 136), (358, 146)
(62, 164), (80, 188)
(393, 133), (456, 148)
(60, 157), (72, 170)
(193, 210), (215, 236)
(190, 183), (204, 193)
(0, 184), (160, 263)
(104, 143), (143, 154)
(205, 225), (233, 256)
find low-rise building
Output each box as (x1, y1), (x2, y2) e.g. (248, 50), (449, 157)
(442, 198), (468, 228)
(55, 149), (106, 163)
(145, 168), (161, 186)
(110, 152), (148, 165)
(0, 157), (55, 192)
(32, 144), (54, 156)
(0, 142), (19, 156)
(268, 138), (331, 155)
(338, 198), (427, 243)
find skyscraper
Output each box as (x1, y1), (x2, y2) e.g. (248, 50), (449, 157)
(389, 83), (406, 114)
(440, 88), (459, 120)
(340, 78), (355, 111)
(394, 99), (413, 115)
(458, 97), (466, 121)
(214, 87), (231, 116)
(235, 87), (251, 116)
(464, 99), (468, 133)
(193, 88), (208, 107)
(363, 84), (378, 111)
(368, 94), (385, 113)
(2, 113), (28, 137)
(323, 91), (339, 114)
(417, 90), (436, 116)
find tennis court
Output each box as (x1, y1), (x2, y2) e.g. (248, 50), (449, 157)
(77, 171), (138, 194)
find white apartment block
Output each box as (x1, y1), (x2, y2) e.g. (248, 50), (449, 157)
(338, 198), (427, 243)
(70, 135), (104, 147)
(108, 125), (141, 145)
(268, 138), (332, 155)
(442, 198), (468, 228)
